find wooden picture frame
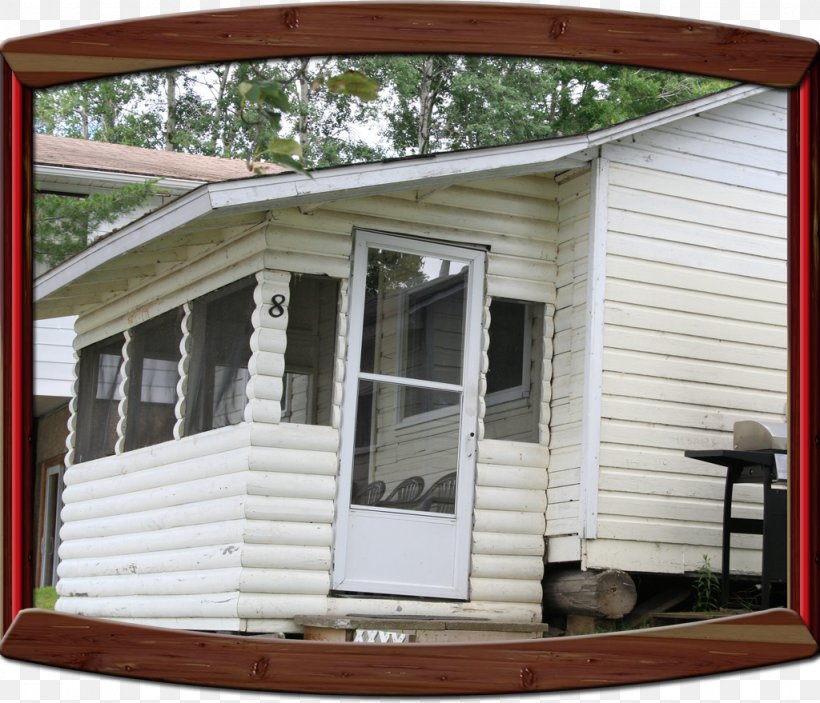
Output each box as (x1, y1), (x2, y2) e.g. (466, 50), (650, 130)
(1, 1), (818, 696)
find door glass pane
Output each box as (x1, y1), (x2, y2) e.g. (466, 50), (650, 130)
(351, 379), (460, 514)
(361, 246), (468, 383)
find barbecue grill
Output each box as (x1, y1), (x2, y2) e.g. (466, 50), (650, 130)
(685, 420), (787, 609)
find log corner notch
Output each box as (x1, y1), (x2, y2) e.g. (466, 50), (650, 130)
(543, 568), (638, 619)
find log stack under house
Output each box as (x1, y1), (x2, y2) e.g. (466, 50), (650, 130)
(33, 84), (788, 635)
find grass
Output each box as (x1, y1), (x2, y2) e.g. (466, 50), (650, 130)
(33, 586), (58, 610)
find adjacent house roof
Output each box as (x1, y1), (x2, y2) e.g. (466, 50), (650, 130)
(35, 134), (285, 182)
(33, 83), (771, 319)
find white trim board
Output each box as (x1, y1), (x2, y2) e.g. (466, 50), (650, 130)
(578, 155), (608, 544)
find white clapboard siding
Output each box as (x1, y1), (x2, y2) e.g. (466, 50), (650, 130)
(585, 91), (787, 576)
(60, 497), (247, 541)
(59, 520), (248, 559)
(545, 168), (590, 547)
(33, 315), (76, 401)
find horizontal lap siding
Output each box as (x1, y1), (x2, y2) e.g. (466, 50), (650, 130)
(34, 316), (76, 400)
(240, 424), (338, 630)
(546, 169), (590, 553)
(590, 91), (787, 576)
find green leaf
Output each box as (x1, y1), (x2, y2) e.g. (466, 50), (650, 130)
(267, 137), (303, 158)
(256, 80), (290, 111)
(238, 81), (260, 103)
(266, 153), (310, 175)
(326, 71), (380, 101)
(260, 107), (282, 131)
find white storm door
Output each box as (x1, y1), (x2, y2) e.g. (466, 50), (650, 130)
(332, 230), (484, 599)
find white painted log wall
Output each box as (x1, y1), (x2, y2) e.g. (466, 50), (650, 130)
(586, 90), (788, 576)
(470, 439), (548, 612)
(58, 173), (560, 630)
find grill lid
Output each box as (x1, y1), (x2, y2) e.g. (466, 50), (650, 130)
(733, 420), (787, 452)
(733, 420), (787, 481)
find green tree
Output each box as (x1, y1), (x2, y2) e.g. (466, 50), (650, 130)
(34, 180), (157, 268)
(33, 56), (730, 267)
(35, 76), (162, 147)
(345, 55), (732, 156)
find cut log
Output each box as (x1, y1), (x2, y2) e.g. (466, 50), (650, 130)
(542, 568), (637, 619)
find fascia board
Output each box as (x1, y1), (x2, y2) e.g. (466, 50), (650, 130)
(34, 164), (205, 194)
(34, 188), (214, 303)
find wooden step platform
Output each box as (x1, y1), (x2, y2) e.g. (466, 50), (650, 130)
(294, 615), (549, 643)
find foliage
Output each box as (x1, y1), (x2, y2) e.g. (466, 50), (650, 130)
(32, 55), (731, 265)
(33, 586), (58, 610)
(337, 55), (733, 156)
(34, 180), (158, 268)
(34, 55), (732, 168)
(692, 555), (722, 612)
(35, 75), (161, 147)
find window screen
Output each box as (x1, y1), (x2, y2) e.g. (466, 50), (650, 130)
(483, 299), (542, 443)
(486, 299), (528, 395)
(124, 308), (183, 451)
(282, 275), (339, 426)
(185, 277), (255, 435)
(74, 334), (124, 463)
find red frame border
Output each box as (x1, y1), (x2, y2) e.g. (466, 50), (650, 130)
(0, 2), (818, 693)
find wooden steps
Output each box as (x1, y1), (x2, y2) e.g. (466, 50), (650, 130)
(295, 615), (550, 643)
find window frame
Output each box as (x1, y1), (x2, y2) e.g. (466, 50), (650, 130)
(184, 274), (256, 437)
(74, 332), (125, 464)
(484, 298), (533, 407)
(123, 307), (184, 452)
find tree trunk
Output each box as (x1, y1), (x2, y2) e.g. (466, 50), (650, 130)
(297, 58), (312, 160)
(209, 63), (233, 156)
(543, 569), (637, 619)
(164, 71), (177, 151)
(417, 56), (437, 155)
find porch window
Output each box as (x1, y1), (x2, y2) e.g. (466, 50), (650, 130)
(484, 298), (542, 443)
(74, 333), (124, 463)
(185, 276), (255, 435)
(124, 308), (183, 450)
(486, 299), (532, 400)
(282, 275), (339, 426)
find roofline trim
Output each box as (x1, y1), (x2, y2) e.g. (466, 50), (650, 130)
(34, 83), (770, 305)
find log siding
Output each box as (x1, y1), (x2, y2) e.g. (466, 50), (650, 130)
(57, 173), (560, 631)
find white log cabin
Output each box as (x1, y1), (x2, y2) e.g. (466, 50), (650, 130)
(32, 137), (283, 590)
(33, 84), (788, 633)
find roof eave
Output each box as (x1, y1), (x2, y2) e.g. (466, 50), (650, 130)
(35, 163), (206, 194)
(33, 83), (771, 311)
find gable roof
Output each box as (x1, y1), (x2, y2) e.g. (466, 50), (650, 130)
(35, 134), (285, 182)
(33, 83), (772, 318)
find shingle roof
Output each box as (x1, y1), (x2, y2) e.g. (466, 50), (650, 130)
(34, 134), (286, 182)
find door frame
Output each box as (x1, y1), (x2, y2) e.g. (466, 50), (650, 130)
(332, 229), (486, 599)
(37, 460), (65, 588)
